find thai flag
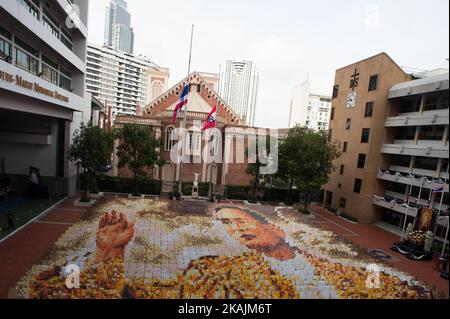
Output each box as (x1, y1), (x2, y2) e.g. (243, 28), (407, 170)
(201, 106), (217, 131)
(172, 82), (190, 123)
(432, 186), (445, 194)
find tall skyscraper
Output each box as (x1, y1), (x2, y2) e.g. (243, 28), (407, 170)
(219, 59), (259, 127)
(104, 0), (135, 54)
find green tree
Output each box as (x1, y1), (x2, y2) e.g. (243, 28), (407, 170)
(69, 122), (114, 202)
(116, 124), (161, 196)
(278, 125), (341, 211)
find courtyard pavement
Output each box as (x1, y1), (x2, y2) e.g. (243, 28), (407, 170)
(0, 195), (447, 299)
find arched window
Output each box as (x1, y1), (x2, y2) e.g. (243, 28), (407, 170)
(165, 126), (176, 151)
(151, 80), (164, 100)
(209, 130), (221, 156)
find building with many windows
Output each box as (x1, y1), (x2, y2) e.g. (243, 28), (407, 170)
(104, 0), (134, 54)
(288, 79), (332, 131)
(85, 43), (169, 116)
(0, 0), (92, 195)
(322, 53), (449, 242)
(219, 59), (259, 127)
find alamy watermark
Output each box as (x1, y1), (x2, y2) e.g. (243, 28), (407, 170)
(168, 122), (279, 175)
(65, 4), (82, 30)
(65, 264), (80, 289)
(365, 264), (381, 289)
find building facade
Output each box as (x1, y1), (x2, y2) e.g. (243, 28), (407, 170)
(219, 59), (259, 127)
(0, 0), (91, 195)
(85, 43), (169, 116)
(288, 79), (332, 131)
(373, 71), (449, 241)
(114, 72), (273, 192)
(322, 53), (449, 237)
(104, 0), (134, 54)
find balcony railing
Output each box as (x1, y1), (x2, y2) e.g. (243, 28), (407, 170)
(386, 109), (449, 127)
(381, 143), (449, 158)
(17, 0), (74, 51)
(373, 195), (418, 217)
(378, 169), (449, 193)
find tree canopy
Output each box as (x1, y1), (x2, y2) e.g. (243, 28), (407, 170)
(277, 125), (341, 207)
(116, 123), (161, 195)
(69, 121), (114, 201)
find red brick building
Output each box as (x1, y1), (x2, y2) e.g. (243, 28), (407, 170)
(113, 72), (274, 193)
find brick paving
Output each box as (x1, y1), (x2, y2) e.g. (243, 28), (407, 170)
(0, 195), (88, 298)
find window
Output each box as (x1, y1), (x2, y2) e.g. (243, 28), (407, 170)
(209, 131), (220, 156)
(151, 80), (163, 99)
(354, 178), (362, 193)
(328, 129), (333, 142)
(345, 118), (351, 130)
(59, 68), (72, 91)
(165, 127), (176, 151)
(340, 165), (345, 175)
(330, 108), (335, 121)
(0, 37), (11, 62)
(343, 142), (348, 153)
(186, 132), (201, 153)
(338, 183), (342, 189)
(42, 55), (59, 85)
(361, 128), (370, 143)
(365, 102), (374, 117)
(339, 198), (347, 209)
(332, 85), (339, 99)
(14, 36), (38, 57)
(368, 75), (378, 91)
(42, 63), (58, 84)
(357, 154), (366, 169)
(14, 47), (39, 75)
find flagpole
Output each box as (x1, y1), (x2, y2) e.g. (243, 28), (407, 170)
(434, 165), (449, 237)
(178, 24), (195, 196)
(401, 181), (414, 241)
(414, 176), (425, 229)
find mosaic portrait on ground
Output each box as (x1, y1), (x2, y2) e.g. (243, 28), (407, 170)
(15, 198), (443, 299)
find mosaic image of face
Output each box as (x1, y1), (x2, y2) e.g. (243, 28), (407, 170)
(216, 208), (297, 260)
(14, 199), (441, 299)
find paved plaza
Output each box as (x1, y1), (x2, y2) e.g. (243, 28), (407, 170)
(0, 195), (447, 299)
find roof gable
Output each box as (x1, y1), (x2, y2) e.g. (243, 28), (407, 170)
(143, 72), (242, 125)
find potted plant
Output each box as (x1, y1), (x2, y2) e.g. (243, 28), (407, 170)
(168, 192), (174, 200)
(175, 192), (181, 201)
(215, 194), (222, 202)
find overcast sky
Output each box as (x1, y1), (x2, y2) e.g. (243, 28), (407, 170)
(87, 0), (449, 128)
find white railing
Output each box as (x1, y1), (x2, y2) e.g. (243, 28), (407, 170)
(377, 169), (449, 192)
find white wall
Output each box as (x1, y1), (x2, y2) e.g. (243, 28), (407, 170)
(289, 80), (310, 128)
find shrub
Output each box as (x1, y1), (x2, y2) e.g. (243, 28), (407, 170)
(226, 185), (252, 200)
(96, 176), (161, 195)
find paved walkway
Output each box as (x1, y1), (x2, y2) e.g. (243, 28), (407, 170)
(0, 195), (88, 298)
(308, 205), (449, 297)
